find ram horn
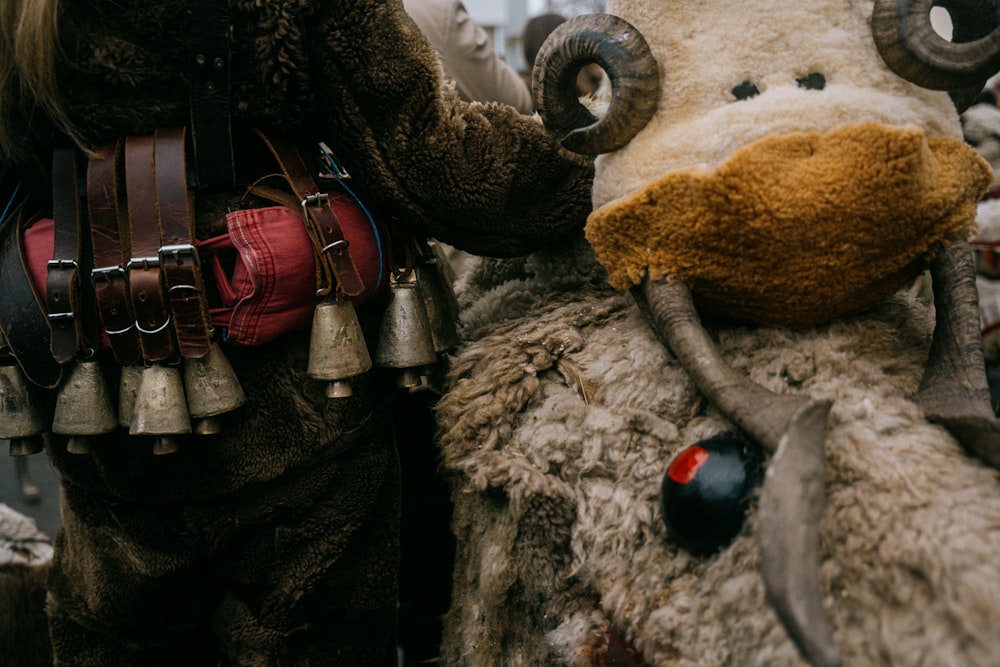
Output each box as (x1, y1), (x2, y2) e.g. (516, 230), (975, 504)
(916, 235), (1000, 468)
(533, 13), (659, 156)
(633, 277), (841, 667)
(872, 0), (1000, 95)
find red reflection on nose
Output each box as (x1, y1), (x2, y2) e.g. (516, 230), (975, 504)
(668, 445), (709, 485)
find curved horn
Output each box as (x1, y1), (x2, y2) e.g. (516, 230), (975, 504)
(917, 235), (1000, 469)
(633, 277), (841, 667)
(872, 0), (1000, 92)
(533, 14), (659, 156)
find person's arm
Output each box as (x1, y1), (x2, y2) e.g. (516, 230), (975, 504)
(309, 0), (593, 258)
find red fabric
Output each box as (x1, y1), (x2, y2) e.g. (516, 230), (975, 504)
(21, 196), (388, 349)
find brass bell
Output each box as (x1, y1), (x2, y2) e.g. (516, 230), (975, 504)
(117, 363), (144, 428)
(374, 272), (438, 388)
(415, 260), (459, 354)
(0, 363), (49, 456)
(183, 341), (246, 434)
(130, 363), (191, 454)
(51, 359), (117, 455)
(307, 296), (373, 398)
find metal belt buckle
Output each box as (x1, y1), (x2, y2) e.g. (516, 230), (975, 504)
(158, 243), (199, 270)
(46, 258), (79, 322)
(301, 192), (330, 220)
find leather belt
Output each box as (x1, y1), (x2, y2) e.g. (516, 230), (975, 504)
(253, 130), (365, 298)
(87, 140), (142, 365)
(154, 127), (211, 358)
(0, 199), (64, 389)
(125, 134), (176, 362)
(189, 0), (235, 190)
(45, 147), (97, 362)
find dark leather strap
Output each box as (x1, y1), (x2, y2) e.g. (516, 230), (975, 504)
(125, 134), (176, 362)
(0, 203), (64, 389)
(87, 140), (142, 365)
(45, 147), (94, 362)
(253, 129), (365, 297)
(189, 0), (235, 190)
(154, 127), (211, 358)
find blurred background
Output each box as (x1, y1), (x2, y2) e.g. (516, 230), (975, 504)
(472, 0), (605, 72)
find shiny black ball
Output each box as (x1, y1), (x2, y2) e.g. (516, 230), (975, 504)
(660, 432), (763, 556)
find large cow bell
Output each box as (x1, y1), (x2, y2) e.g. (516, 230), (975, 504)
(51, 359), (117, 455)
(307, 296), (373, 398)
(130, 363), (191, 455)
(183, 341), (246, 434)
(415, 258), (459, 354)
(375, 272), (438, 388)
(0, 363), (48, 456)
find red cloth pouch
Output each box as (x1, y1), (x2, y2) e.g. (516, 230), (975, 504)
(200, 197), (388, 347)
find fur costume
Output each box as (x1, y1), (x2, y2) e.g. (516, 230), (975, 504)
(0, 503), (52, 667)
(0, 0), (593, 664)
(437, 1), (1000, 665)
(962, 97), (1000, 363)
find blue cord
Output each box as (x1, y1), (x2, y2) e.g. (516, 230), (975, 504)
(317, 145), (386, 298)
(0, 179), (23, 228)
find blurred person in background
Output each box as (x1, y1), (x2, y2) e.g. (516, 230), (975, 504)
(404, 0), (533, 114)
(521, 12), (605, 106)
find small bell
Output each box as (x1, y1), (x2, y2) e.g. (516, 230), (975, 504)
(117, 364), (144, 428)
(415, 260), (460, 354)
(0, 364), (49, 456)
(51, 359), (117, 455)
(374, 272), (438, 388)
(130, 363), (191, 454)
(307, 296), (373, 398)
(183, 341), (246, 434)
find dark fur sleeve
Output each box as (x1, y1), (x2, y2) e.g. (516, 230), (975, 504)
(305, 0), (595, 257)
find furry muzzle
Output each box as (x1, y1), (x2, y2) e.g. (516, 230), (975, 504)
(586, 122), (993, 328)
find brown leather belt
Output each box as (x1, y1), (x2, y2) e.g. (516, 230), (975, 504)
(253, 130), (365, 298)
(125, 134), (176, 362)
(154, 127), (211, 359)
(87, 140), (142, 365)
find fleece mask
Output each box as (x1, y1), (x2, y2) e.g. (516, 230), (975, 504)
(586, 123), (993, 328)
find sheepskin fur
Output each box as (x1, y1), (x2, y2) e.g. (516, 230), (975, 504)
(0, 503), (53, 667)
(438, 242), (1000, 666)
(436, 1), (1000, 664)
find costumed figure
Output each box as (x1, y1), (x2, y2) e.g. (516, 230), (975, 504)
(0, 0), (593, 664)
(436, 1), (1000, 665)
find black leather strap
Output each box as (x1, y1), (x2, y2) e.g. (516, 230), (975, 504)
(46, 147), (97, 362)
(0, 202), (64, 389)
(189, 0), (235, 191)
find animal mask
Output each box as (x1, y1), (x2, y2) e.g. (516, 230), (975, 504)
(532, 1), (1000, 664)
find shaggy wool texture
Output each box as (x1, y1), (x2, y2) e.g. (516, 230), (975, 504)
(0, 503), (52, 667)
(436, 1), (1000, 664)
(438, 245), (1000, 665)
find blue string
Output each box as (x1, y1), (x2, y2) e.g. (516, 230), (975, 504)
(317, 145), (386, 298)
(0, 179), (23, 228)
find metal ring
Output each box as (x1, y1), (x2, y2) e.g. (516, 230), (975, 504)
(135, 317), (172, 335)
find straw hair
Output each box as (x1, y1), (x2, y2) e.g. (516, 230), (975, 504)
(0, 0), (81, 159)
